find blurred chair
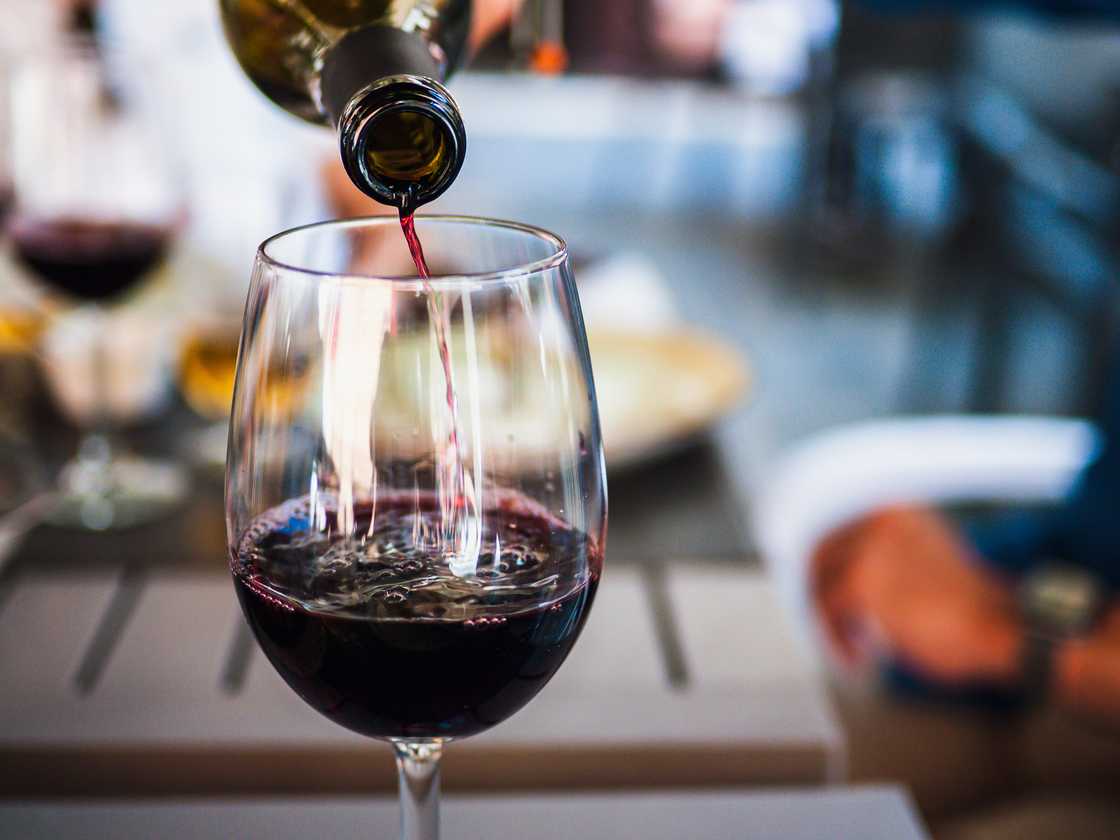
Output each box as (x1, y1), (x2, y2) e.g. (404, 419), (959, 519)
(752, 415), (1120, 830)
(753, 414), (1098, 659)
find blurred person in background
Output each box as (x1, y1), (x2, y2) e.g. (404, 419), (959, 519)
(560, 0), (734, 77)
(562, 0), (837, 89)
(813, 0), (1120, 728)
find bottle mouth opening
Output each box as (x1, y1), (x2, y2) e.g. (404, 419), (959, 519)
(339, 76), (466, 210)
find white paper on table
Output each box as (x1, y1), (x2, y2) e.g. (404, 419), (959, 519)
(576, 253), (679, 334)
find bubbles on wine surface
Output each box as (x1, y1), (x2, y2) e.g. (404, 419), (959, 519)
(234, 493), (593, 622)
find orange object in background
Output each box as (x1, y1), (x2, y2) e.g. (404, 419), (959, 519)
(530, 40), (569, 75)
(178, 325), (312, 422)
(512, 0), (568, 74)
(177, 328), (241, 421)
(0, 309), (46, 354)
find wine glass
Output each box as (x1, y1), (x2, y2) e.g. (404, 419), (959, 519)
(4, 37), (188, 530)
(177, 166), (309, 476)
(226, 216), (607, 840)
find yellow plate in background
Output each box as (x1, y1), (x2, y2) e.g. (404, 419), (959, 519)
(200, 325), (752, 476)
(590, 330), (751, 468)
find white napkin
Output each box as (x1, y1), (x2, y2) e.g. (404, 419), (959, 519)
(40, 307), (175, 425)
(575, 253), (679, 334)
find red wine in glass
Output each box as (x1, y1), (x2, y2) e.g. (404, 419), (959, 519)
(8, 216), (172, 302)
(232, 493), (600, 739)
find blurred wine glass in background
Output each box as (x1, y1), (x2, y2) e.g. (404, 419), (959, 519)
(4, 36), (188, 530)
(177, 299), (314, 478)
(175, 164), (311, 476)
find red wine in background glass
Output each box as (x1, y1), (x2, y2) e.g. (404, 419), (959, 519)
(8, 217), (172, 302)
(232, 493), (600, 740)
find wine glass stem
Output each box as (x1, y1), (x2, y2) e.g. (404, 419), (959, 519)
(90, 306), (116, 444)
(75, 308), (118, 483)
(394, 739), (443, 840)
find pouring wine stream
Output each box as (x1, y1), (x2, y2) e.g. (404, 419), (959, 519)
(319, 205), (482, 579)
(399, 205), (481, 576)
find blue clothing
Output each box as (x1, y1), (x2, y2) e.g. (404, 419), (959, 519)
(971, 366), (1120, 591)
(887, 393), (1118, 706)
(861, 0), (1120, 18)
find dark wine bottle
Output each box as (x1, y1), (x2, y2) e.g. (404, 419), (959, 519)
(220, 0), (470, 209)
(68, 0), (98, 34)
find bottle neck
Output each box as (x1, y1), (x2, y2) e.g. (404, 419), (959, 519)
(336, 75), (466, 210)
(321, 25), (445, 124)
(321, 26), (466, 210)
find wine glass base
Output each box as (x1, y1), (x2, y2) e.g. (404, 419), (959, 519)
(46, 454), (190, 531)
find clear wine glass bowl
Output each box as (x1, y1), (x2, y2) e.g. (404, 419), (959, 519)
(226, 216), (607, 840)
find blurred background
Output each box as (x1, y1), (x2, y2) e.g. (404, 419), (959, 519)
(3, 1), (1120, 838)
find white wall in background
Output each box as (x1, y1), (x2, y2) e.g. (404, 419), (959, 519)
(98, 0), (329, 285)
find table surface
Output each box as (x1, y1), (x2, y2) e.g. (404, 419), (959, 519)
(1, 786), (928, 840)
(0, 363), (843, 796)
(0, 552), (840, 796)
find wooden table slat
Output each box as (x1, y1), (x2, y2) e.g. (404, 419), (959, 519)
(0, 787), (929, 840)
(0, 576), (118, 721)
(0, 565), (844, 794)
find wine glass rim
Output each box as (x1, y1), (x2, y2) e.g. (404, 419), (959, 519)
(257, 215), (569, 286)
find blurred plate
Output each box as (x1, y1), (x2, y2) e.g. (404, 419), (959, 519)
(194, 328), (751, 477)
(591, 330), (750, 469)
(369, 326), (749, 473)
